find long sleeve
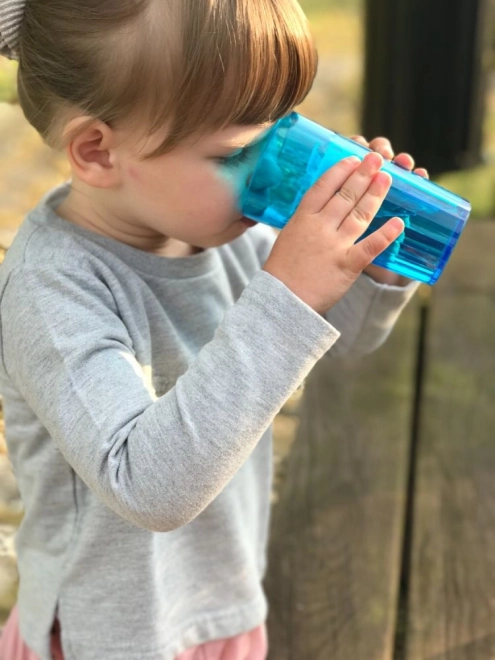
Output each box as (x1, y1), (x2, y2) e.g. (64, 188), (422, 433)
(251, 223), (420, 359)
(0, 263), (339, 532)
(323, 273), (420, 357)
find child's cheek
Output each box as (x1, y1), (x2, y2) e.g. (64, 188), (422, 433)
(214, 164), (249, 200)
(127, 166), (142, 182)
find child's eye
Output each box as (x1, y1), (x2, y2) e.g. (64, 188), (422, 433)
(215, 148), (251, 168)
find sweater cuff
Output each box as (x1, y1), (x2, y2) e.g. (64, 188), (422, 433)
(359, 272), (420, 307)
(243, 270), (341, 361)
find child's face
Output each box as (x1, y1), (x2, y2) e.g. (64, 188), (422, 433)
(116, 122), (274, 250)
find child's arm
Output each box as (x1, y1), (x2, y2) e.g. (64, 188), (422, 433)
(252, 223), (419, 359)
(1, 259), (339, 532)
(313, 137), (424, 356)
(1, 153), (400, 532)
(321, 273), (418, 357)
(251, 135), (423, 358)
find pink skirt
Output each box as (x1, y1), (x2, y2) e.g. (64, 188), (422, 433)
(0, 605), (268, 660)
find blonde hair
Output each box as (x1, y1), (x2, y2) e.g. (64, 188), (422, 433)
(17, 0), (317, 160)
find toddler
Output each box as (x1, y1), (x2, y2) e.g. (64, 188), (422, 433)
(0, 0), (423, 658)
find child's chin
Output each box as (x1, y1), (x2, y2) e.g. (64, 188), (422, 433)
(239, 217), (257, 228)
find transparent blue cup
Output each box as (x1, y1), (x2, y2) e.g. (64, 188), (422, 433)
(239, 113), (471, 285)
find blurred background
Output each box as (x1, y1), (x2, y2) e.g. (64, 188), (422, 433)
(1, 0), (495, 253)
(0, 0), (494, 628)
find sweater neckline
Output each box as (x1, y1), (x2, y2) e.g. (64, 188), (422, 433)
(30, 181), (221, 279)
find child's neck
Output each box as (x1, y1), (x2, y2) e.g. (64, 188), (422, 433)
(55, 195), (203, 259)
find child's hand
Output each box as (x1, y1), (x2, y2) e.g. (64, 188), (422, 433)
(350, 134), (428, 179)
(262, 152), (404, 315)
(350, 134), (428, 286)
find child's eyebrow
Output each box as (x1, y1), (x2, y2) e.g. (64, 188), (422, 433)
(216, 124), (273, 150)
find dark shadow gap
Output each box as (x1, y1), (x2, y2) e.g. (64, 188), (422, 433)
(392, 293), (430, 659)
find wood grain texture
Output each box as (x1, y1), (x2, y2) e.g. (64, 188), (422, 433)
(405, 221), (495, 660)
(265, 295), (419, 660)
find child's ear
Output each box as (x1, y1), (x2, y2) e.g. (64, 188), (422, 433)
(62, 117), (122, 189)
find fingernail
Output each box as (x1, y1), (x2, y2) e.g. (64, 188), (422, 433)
(390, 217), (404, 232)
(344, 156), (361, 165)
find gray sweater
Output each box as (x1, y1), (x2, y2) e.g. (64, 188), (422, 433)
(0, 182), (418, 660)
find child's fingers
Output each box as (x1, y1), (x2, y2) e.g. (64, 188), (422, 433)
(298, 156), (362, 215)
(319, 152), (384, 225)
(347, 217), (405, 273)
(336, 170), (392, 239)
(368, 137), (394, 160)
(393, 153), (415, 170)
(352, 135), (395, 161)
(350, 135), (369, 147)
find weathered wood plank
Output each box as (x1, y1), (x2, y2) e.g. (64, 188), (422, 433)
(265, 291), (419, 659)
(405, 221), (495, 660)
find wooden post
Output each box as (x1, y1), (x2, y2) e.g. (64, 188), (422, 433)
(361, 0), (493, 176)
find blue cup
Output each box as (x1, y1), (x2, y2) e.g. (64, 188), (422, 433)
(238, 113), (471, 285)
